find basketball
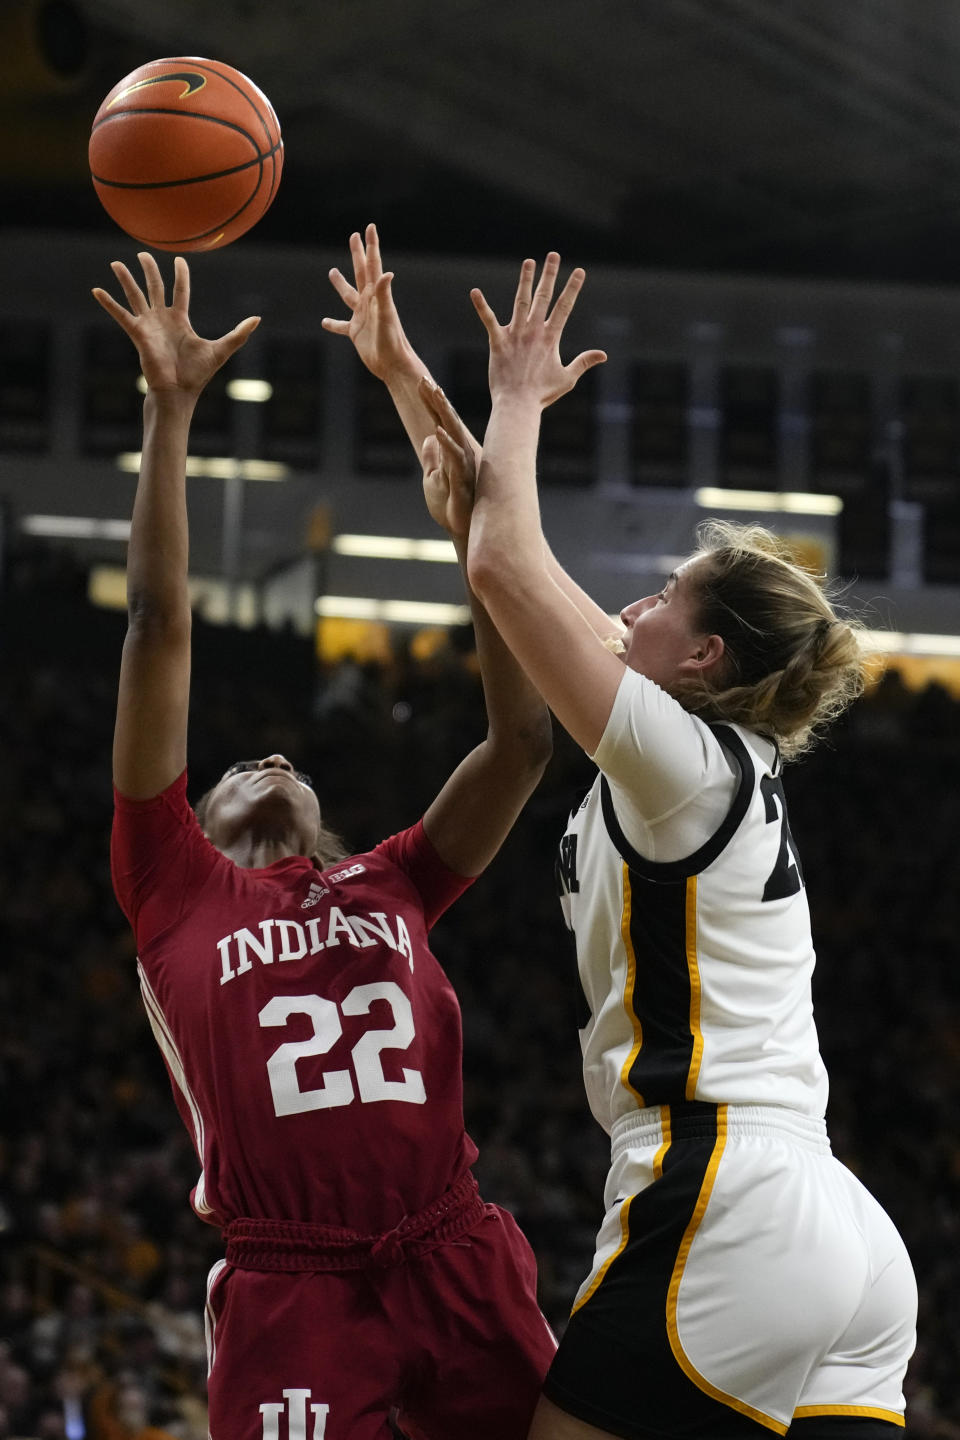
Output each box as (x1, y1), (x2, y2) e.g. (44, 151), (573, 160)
(88, 56), (283, 252)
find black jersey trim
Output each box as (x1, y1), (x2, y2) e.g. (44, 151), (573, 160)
(599, 723), (755, 881)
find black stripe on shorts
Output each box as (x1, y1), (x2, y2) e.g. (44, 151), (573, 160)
(543, 1103), (780, 1440)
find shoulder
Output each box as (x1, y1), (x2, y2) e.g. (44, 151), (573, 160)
(365, 821), (473, 928)
(594, 667), (721, 763)
(113, 767), (191, 811)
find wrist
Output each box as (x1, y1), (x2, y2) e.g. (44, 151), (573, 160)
(143, 388), (200, 420)
(489, 388), (546, 415)
(384, 351), (428, 393)
(488, 391), (546, 437)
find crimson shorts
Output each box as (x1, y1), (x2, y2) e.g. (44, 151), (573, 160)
(204, 1183), (556, 1440)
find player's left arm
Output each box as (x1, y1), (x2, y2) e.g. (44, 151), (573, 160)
(417, 384), (553, 877)
(322, 223), (483, 470)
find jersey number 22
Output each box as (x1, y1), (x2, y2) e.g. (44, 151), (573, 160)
(258, 981), (426, 1116)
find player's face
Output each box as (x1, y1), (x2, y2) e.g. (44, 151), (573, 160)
(202, 754), (321, 855)
(618, 560), (710, 689)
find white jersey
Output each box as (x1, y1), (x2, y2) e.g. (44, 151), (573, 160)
(557, 669), (828, 1135)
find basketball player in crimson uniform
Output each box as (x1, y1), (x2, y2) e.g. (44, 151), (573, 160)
(95, 252), (557, 1440)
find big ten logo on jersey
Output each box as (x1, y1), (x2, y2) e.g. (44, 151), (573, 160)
(555, 833), (580, 897)
(327, 862), (365, 883)
(260, 1388), (329, 1439)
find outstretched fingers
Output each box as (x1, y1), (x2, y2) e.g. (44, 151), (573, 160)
(90, 284), (135, 332)
(419, 378), (476, 525)
(510, 258), (537, 323)
(171, 255), (190, 314)
(436, 423), (471, 481)
(419, 376), (467, 443)
(348, 229), (367, 293)
(364, 222), (383, 284)
(323, 234), (390, 334)
(547, 266), (586, 333)
(107, 260), (149, 316)
(138, 250), (167, 310)
(325, 265), (359, 312)
(470, 285), (501, 340)
(530, 252), (561, 319)
(472, 255), (592, 343)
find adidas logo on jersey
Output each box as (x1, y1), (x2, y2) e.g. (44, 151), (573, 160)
(300, 882), (329, 910)
(327, 863), (365, 883)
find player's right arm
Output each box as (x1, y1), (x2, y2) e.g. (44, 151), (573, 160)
(92, 253), (259, 799)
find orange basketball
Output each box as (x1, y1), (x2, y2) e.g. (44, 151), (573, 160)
(89, 56), (283, 252)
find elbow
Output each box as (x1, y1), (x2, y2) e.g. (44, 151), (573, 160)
(526, 715), (554, 778)
(467, 525), (515, 602)
(125, 587), (191, 645)
(494, 711), (554, 784)
(467, 542), (523, 617)
(465, 544), (495, 605)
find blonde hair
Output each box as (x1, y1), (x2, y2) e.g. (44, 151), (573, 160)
(671, 520), (870, 759)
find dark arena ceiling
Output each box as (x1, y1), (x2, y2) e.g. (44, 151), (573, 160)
(8, 0), (960, 285)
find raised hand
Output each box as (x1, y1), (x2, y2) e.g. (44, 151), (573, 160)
(419, 378), (476, 541)
(322, 223), (415, 381)
(91, 251), (259, 397)
(471, 253), (606, 409)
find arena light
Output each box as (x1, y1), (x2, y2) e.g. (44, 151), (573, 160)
(21, 514), (131, 540)
(332, 534), (458, 563)
(226, 379), (273, 402)
(116, 453), (289, 480)
(315, 596), (472, 625)
(695, 487), (843, 516)
(88, 566), (258, 625)
(135, 376), (272, 401)
(862, 630), (960, 657)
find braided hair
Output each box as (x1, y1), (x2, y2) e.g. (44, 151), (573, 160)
(670, 520), (869, 758)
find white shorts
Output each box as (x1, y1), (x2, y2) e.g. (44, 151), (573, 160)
(544, 1102), (917, 1438)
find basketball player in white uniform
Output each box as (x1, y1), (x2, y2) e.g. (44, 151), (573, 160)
(455, 253), (918, 1439)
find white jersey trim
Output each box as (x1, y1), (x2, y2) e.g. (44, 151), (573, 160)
(137, 960), (213, 1216)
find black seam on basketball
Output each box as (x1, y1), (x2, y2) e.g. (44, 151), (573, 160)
(263, 149), (281, 209)
(91, 105), (274, 158)
(92, 141), (282, 191)
(174, 58), (277, 143)
(115, 155), (275, 245)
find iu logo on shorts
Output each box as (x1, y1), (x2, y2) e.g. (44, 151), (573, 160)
(259, 1389), (329, 1439)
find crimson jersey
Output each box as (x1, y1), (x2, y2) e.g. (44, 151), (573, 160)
(111, 771), (476, 1235)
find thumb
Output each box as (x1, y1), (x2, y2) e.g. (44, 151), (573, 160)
(573, 348), (607, 376)
(420, 433), (440, 471)
(216, 315), (261, 362)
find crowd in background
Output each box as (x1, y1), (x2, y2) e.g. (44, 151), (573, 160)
(1, 544), (959, 1438)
